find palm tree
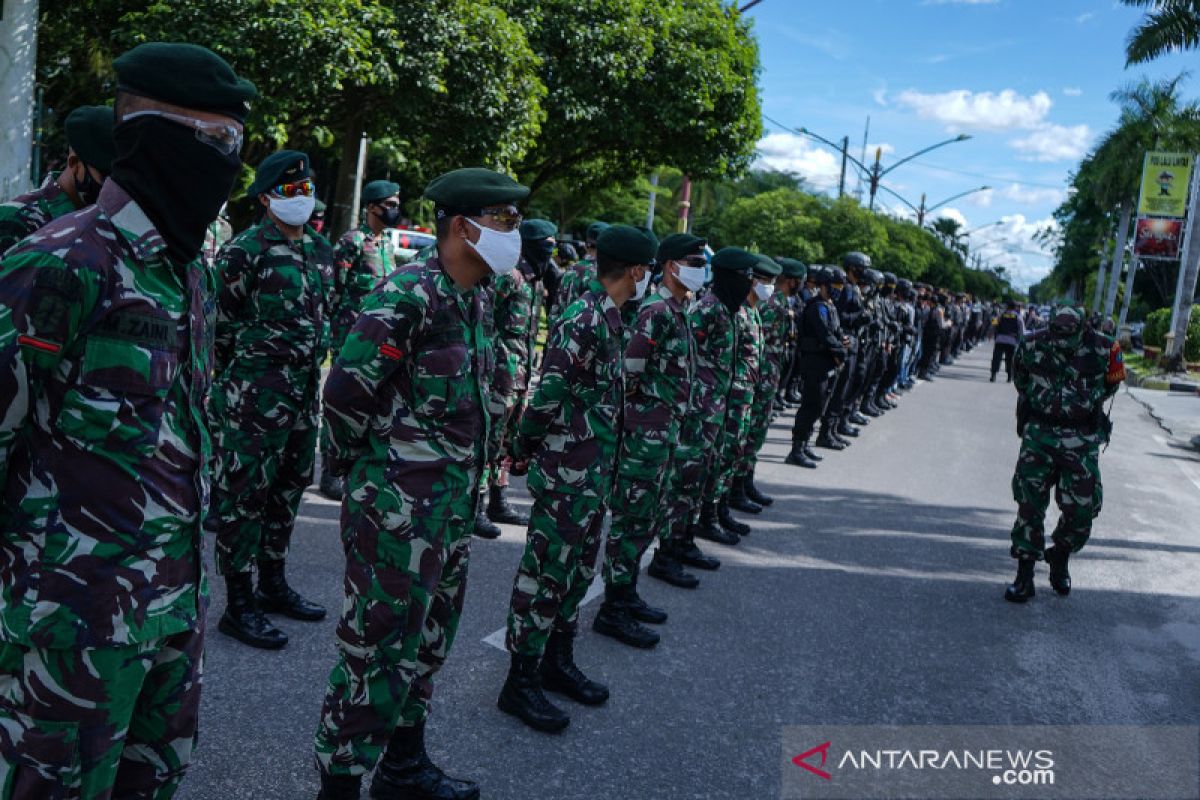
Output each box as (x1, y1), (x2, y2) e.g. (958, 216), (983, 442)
(1123, 1), (1200, 65)
(929, 217), (967, 257)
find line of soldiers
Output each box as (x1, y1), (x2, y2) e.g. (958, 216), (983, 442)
(0, 39), (979, 800)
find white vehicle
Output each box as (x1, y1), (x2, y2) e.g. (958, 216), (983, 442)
(382, 228), (437, 265)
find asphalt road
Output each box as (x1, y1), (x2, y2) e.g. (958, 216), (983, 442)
(178, 346), (1200, 800)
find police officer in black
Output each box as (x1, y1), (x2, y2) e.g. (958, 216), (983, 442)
(991, 299), (1024, 381)
(787, 267), (846, 469)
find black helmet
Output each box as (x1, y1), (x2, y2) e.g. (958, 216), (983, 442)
(843, 251), (871, 271)
(897, 278), (913, 291)
(810, 265), (832, 285)
(828, 266), (847, 284)
(862, 268), (884, 286)
(883, 271), (897, 286)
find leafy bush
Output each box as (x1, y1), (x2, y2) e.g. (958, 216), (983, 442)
(1143, 307), (1171, 348)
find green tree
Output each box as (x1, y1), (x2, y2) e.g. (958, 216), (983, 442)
(708, 187), (823, 263)
(1122, 0), (1200, 65)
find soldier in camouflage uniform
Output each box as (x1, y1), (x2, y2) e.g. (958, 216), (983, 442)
(551, 220), (607, 318)
(0, 42), (253, 800)
(210, 151), (335, 650)
(474, 219), (556, 539)
(498, 225), (655, 734)
(594, 234), (707, 649)
(319, 179), (401, 500)
(313, 168), (528, 800)
(0, 105), (114, 254)
(1004, 306), (1125, 603)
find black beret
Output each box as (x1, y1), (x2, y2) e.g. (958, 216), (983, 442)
(776, 257), (807, 279)
(753, 254), (782, 278)
(113, 42), (256, 122)
(423, 168), (529, 215)
(520, 218), (558, 240)
(248, 150), (310, 197)
(596, 224), (656, 265)
(362, 180), (400, 204)
(657, 233), (706, 262)
(586, 221), (610, 242)
(711, 247), (758, 276)
(64, 106), (115, 174)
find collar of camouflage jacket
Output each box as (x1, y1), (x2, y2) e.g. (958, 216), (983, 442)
(97, 179), (168, 262)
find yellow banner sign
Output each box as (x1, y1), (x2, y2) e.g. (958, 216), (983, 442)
(1138, 151), (1193, 218)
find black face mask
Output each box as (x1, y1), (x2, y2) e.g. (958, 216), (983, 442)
(521, 239), (555, 279)
(376, 206), (401, 227)
(712, 270), (751, 314)
(110, 115), (241, 265)
(73, 160), (105, 206)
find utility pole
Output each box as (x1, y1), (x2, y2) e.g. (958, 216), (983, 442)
(838, 136), (849, 198)
(645, 172), (658, 230)
(1103, 202), (1134, 319)
(1092, 230), (1113, 313)
(1166, 156), (1200, 367)
(348, 134), (368, 228)
(678, 176), (692, 233)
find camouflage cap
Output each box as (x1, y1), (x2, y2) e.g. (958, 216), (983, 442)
(63, 105), (115, 173)
(113, 42), (256, 121)
(520, 218), (558, 241)
(247, 150), (310, 197)
(362, 179), (400, 204)
(596, 224), (656, 265)
(657, 233), (706, 262)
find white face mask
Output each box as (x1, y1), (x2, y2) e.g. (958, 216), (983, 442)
(466, 218), (521, 275)
(633, 269), (651, 301)
(754, 282), (775, 302)
(676, 261), (707, 292)
(269, 194), (315, 227)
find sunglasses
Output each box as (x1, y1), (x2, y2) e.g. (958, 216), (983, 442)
(273, 179), (315, 198)
(476, 206), (523, 232)
(679, 255), (708, 268)
(122, 109), (244, 155)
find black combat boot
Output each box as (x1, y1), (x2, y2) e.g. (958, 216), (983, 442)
(785, 439), (818, 469)
(728, 477), (763, 514)
(836, 418), (859, 438)
(803, 440), (824, 461)
(497, 654), (570, 733)
(744, 467), (774, 507)
(473, 505), (501, 540)
(830, 426), (852, 447)
(317, 771), (361, 800)
(646, 546), (699, 590)
(318, 469), (344, 502)
(675, 536), (720, 570)
(717, 501), (750, 537)
(256, 559), (327, 621)
(815, 424), (846, 450)
(1044, 545), (1071, 596)
(592, 587), (660, 648)
(539, 629), (610, 705)
(370, 721), (479, 800)
(487, 484), (528, 526)
(860, 398), (882, 417)
(628, 570), (672, 617)
(849, 410), (871, 426)
(219, 572), (288, 649)
(1003, 558), (1036, 603)
(695, 502), (738, 545)
(786, 383), (803, 404)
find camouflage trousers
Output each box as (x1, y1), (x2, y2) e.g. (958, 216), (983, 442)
(603, 436), (676, 587)
(481, 392), (525, 490)
(664, 436), (706, 545)
(212, 393), (318, 575)
(1010, 422), (1104, 559)
(0, 627), (203, 800)
(737, 366), (781, 478)
(506, 490), (607, 658)
(709, 383), (754, 502)
(314, 461), (475, 778)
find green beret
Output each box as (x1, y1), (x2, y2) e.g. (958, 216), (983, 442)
(247, 150), (310, 197)
(423, 168), (529, 215)
(113, 42), (256, 122)
(657, 233), (706, 262)
(711, 247), (758, 276)
(596, 224), (656, 265)
(776, 257), (808, 279)
(520, 218), (558, 241)
(752, 254), (782, 278)
(63, 106), (115, 174)
(586, 221), (610, 242)
(636, 225), (659, 249)
(362, 180), (400, 205)
(313, 198), (326, 213)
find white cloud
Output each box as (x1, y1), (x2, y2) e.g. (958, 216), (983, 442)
(969, 214), (1060, 288)
(1062, 87), (1083, 97)
(1076, 12), (1094, 23)
(755, 132), (842, 190)
(968, 189), (994, 208)
(895, 88), (1053, 131)
(1000, 182), (1067, 205)
(873, 86), (889, 106)
(932, 207), (969, 227)
(1010, 123), (1092, 162)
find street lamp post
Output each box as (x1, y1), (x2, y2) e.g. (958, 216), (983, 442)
(865, 134), (973, 211)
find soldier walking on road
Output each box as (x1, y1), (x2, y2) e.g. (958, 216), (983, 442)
(1004, 306), (1125, 603)
(499, 225), (654, 733)
(210, 151), (334, 649)
(313, 168), (529, 800)
(0, 42), (254, 799)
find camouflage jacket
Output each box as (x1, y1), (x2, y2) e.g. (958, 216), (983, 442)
(214, 219), (335, 409)
(1014, 324), (1123, 428)
(757, 291), (791, 373)
(733, 305), (763, 393)
(202, 215), (233, 267)
(623, 284), (696, 443)
(331, 223), (395, 350)
(514, 279), (624, 498)
(322, 255), (491, 503)
(0, 172), (77, 255)
(0, 180), (216, 648)
(489, 259), (539, 398)
(688, 291), (739, 423)
(553, 258), (594, 318)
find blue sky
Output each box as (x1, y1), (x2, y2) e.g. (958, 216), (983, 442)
(746, 0), (1196, 287)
